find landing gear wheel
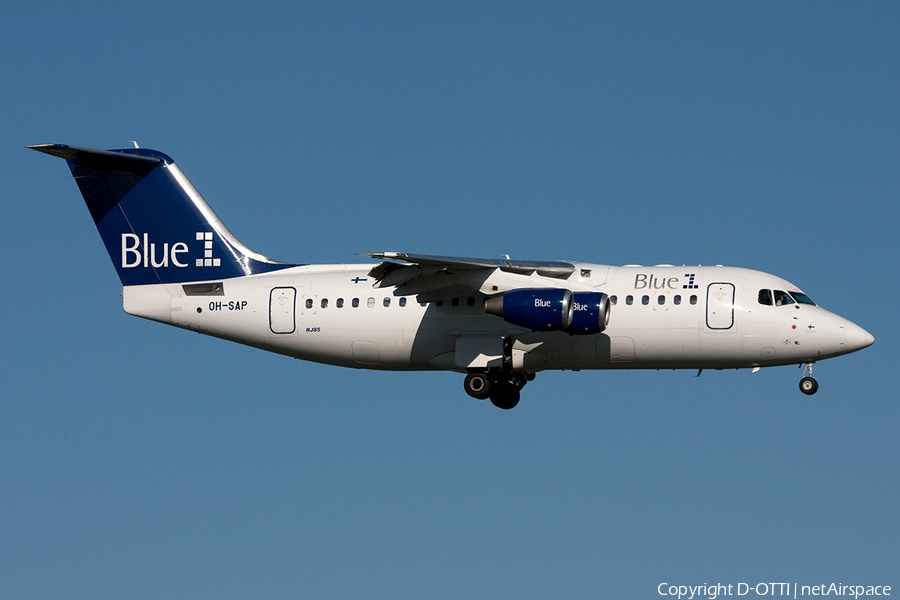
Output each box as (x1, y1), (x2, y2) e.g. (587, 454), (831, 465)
(799, 377), (819, 395)
(489, 382), (520, 410)
(464, 372), (492, 399)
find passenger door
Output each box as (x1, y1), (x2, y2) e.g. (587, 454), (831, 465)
(706, 282), (735, 330)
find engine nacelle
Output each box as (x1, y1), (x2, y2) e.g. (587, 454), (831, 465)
(484, 288), (573, 331)
(566, 292), (610, 335)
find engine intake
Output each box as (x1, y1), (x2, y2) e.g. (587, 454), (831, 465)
(484, 289), (573, 331)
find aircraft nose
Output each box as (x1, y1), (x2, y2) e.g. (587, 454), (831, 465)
(846, 322), (875, 352)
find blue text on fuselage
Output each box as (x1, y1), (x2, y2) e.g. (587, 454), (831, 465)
(634, 273), (680, 290)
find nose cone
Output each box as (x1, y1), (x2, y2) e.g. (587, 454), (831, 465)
(846, 322), (875, 352)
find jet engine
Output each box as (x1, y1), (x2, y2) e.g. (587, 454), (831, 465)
(566, 292), (610, 334)
(484, 288), (573, 331)
(484, 289), (609, 334)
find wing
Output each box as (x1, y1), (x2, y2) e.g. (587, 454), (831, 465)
(364, 252), (576, 301)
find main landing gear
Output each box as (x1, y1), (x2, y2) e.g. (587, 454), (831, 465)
(461, 335), (534, 410)
(463, 369), (534, 410)
(799, 362), (819, 395)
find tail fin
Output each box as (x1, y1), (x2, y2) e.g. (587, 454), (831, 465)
(30, 144), (297, 286)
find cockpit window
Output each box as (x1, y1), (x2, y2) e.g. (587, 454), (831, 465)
(773, 290), (795, 306)
(758, 289), (773, 306)
(789, 291), (816, 306)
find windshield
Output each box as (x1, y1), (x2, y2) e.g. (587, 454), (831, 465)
(789, 291), (816, 306)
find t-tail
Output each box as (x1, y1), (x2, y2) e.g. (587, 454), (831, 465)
(30, 144), (297, 286)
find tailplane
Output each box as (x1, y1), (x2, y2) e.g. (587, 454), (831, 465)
(30, 144), (297, 286)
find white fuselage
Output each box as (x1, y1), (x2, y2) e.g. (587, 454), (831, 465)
(122, 262), (871, 374)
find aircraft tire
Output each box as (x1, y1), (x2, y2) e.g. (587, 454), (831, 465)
(464, 372), (492, 399)
(489, 382), (520, 410)
(799, 377), (819, 395)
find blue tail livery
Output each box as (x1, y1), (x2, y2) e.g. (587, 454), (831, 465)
(30, 144), (296, 286)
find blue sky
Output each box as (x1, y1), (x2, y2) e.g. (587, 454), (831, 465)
(2, 2), (897, 598)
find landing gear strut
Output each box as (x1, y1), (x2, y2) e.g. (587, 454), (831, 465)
(799, 362), (818, 395)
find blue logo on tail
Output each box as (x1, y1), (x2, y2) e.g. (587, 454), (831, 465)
(120, 231), (223, 270)
(195, 232), (221, 267)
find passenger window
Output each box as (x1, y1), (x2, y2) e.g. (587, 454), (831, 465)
(626, 295), (634, 306)
(383, 298), (390, 307)
(467, 297), (475, 307)
(773, 290), (794, 306)
(400, 298), (407, 307)
(306, 298), (313, 309)
(674, 295), (681, 305)
(352, 298), (359, 308)
(436, 301), (444, 307)
(642, 295), (649, 305)
(658, 295), (665, 305)
(337, 298), (344, 308)
(690, 295), (697, 305)
(367, 298), (376, 308)
(321, 298), (328, 309)
(610, 295), (618, 305)
(758, 289), (773, 306)
(451, 297), (459, 307)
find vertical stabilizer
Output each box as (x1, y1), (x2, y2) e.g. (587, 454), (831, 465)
(30, 144), (297, 286)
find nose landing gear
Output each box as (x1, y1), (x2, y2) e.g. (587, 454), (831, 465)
(799, 362), (818, 395)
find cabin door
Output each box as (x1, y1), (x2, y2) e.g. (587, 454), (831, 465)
(269, 287), (297, 334)
(706, 283), (735, 330)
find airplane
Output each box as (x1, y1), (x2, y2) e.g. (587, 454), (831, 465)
(31, 143), (875, 409)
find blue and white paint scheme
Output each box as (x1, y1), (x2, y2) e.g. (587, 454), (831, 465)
(32, 144), (875, 409)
